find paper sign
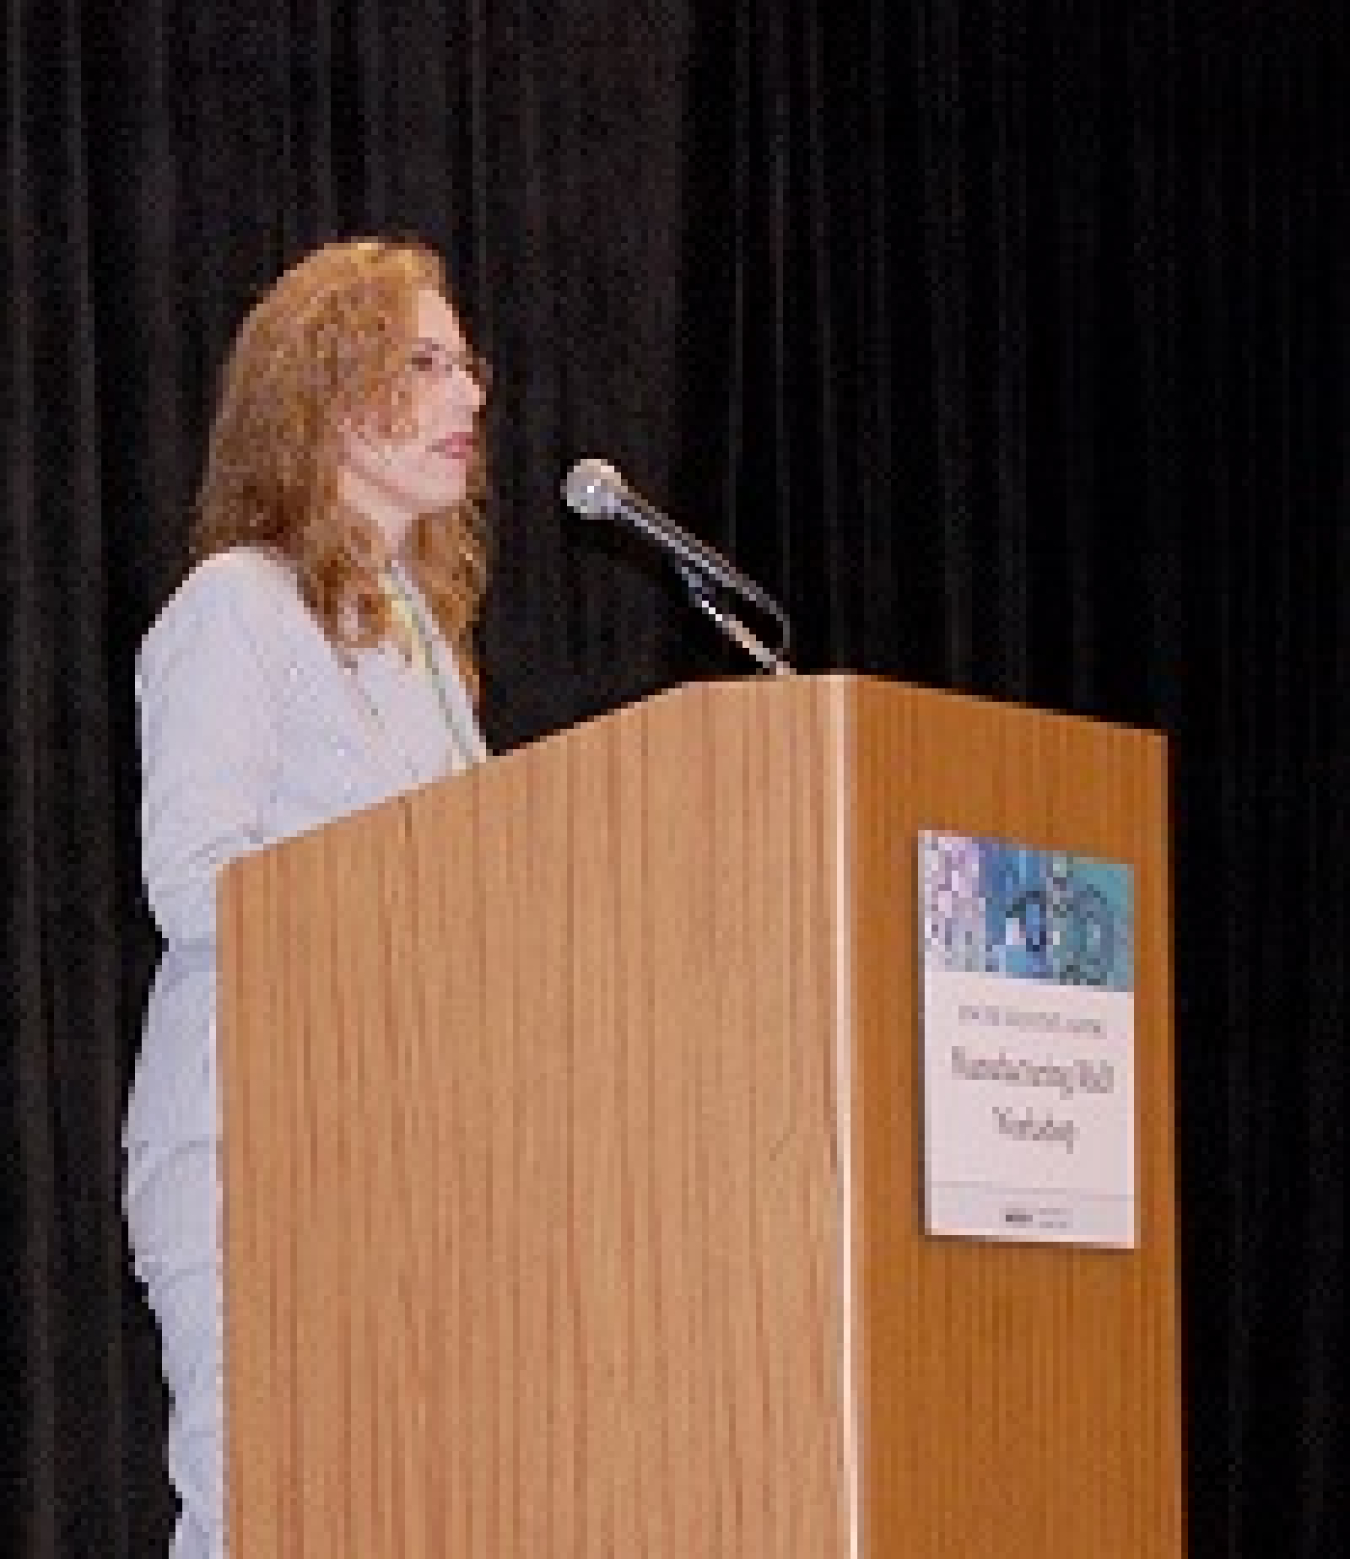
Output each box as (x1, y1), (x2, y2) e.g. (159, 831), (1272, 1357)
(919, 831), (1136, 1248)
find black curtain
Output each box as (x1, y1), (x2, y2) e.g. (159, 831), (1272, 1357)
(4, 3), (1348, 1555)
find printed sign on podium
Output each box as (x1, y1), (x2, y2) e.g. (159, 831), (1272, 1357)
(920, 831), (1136, 1248)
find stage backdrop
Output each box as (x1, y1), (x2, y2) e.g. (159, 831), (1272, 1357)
(4, 4), (1348, 1556)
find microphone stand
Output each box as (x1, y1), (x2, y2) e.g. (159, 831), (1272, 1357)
(677, 565), (794, 676)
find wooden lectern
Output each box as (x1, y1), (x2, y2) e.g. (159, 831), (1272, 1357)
(220, 674), (1182, 1558)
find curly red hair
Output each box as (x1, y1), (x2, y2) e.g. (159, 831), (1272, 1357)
(192, 237), (489, 700)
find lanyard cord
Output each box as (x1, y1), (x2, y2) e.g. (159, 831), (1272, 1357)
(382, 566), (480, 765)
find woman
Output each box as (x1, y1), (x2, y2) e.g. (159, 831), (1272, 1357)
(124, 238), (491, 1558)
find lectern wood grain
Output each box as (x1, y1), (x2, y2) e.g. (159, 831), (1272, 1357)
(220, 674), (1181, 1558)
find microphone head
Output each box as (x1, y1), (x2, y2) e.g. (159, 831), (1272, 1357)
(561, 457), (625, 519)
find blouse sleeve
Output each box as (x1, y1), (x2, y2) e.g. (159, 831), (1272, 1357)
(136, 558), (281, 946)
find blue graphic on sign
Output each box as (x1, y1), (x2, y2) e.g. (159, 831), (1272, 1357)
(920, 832), (1133, 991)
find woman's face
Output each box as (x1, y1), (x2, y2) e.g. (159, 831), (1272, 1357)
(338, 286), (486, 553)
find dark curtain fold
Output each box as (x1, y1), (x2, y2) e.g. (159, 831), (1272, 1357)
(4, 3), (1349, 1555)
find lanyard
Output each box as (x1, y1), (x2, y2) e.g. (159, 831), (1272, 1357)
(382, 565), (481, 766)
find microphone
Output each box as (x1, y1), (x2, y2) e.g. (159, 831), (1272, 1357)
(561, 458), (781, 619)
(560, 457), (792, 673)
